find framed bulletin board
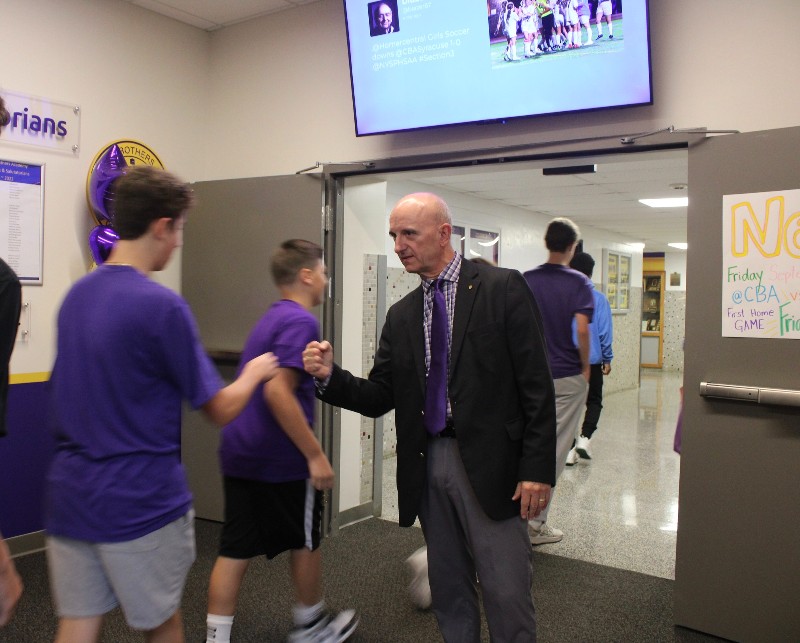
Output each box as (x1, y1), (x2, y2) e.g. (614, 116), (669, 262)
(1, 158), (45, 285)
(602, 249), (631, 313)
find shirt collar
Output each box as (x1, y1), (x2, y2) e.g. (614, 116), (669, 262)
(424, 253), (461, 290)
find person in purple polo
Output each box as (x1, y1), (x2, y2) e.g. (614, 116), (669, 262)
(523, 218), (594, 545)
(45, 166), (279, 643)
(205, 240), (357, 643)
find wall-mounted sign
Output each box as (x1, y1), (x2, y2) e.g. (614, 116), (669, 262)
(0, 90), (80, 155)
(722, 189), (800, 339)
(0, 159), (44, 284)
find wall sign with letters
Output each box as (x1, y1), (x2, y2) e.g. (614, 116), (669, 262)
(0, 90), (80, 155)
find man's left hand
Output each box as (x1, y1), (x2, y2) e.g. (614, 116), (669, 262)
(513, 481), (552, 520)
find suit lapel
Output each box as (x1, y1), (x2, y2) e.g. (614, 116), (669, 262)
(450, 261), (480, 380)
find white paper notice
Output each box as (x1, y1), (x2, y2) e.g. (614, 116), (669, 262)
(722, 189), (800, 339)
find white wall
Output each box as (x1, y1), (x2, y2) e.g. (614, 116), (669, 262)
(665, 251), (687, 291)
(204, 0), (800, 177)
(2, 0), (210, 376)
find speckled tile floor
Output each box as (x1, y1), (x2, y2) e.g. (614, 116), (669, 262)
(379, 369), (683, 579)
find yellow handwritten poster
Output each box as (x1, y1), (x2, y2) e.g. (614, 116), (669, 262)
(722, 189), (800, 338)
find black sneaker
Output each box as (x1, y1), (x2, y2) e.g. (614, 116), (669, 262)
(288, 609), (359, 643)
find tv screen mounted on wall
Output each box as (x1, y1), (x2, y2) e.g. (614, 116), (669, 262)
(343, 0), (652, 136)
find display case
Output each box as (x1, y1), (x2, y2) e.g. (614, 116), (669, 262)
(640, 271), (664, 367)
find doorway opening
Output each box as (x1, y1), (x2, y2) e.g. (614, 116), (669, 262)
(332, 146), (688, 579)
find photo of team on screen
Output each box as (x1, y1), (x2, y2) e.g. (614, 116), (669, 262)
(491, 0), (621, 62)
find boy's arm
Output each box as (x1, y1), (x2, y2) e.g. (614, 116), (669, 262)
(264, 368), (334, 491)
(202, 352), (279, 426)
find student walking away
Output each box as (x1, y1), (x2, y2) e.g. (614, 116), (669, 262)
(206, 240), (357, 643)
(566, 251), (613, 465)
(44, 166), (279, 643)
(523, 218), (593, 545)
(304, 193), (556, 642)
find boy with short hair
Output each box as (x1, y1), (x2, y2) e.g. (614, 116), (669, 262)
(45, 165), (279, 643)
(206, 239), (357, 643)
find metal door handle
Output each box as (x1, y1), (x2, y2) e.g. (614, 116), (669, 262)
(700, 382), (800, 407)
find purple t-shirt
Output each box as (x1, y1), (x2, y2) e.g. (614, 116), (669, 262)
(219, 300), (318, 483)
(46, 265), (224, 542)
(523, 263), (594, 379)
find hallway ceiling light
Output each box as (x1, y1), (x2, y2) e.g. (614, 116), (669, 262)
(668, 242), (688, 250)
(639, 197), (688, 208)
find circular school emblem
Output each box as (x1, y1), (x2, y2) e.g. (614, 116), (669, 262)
(86, 140), (165, 225)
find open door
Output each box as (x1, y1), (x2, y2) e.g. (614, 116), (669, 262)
(180, 174), (326, 522)
(676, 128), (800, 641)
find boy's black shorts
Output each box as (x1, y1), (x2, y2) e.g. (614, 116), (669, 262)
(219, 476), (322, 560)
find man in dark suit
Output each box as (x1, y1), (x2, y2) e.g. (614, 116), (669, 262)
(0, 95), (24, 630)
(304, 193), (556, 642)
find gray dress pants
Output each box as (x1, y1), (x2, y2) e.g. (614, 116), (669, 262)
(419, 436), (537, 643)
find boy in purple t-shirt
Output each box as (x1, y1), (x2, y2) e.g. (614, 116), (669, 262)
(45, 166), (278, 643)
(206, 240), (357, 643)
(523, 218), (594, 546)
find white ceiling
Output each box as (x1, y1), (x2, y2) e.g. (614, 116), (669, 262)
(379, 149), (689, 253)
(122, 0), (321, 31)
(126, 1), (688, 253)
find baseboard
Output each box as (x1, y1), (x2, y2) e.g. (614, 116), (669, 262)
(6, 530), (46, 558)
(337, 503), (374, 530)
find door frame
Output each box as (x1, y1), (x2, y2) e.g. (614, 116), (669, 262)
(321, 130), (704, 533)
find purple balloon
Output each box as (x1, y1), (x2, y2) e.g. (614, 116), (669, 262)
(88, 225), (119, 265)
(88, 144), (128, 223)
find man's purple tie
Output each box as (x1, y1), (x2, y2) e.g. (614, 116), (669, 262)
(424, 279), (447, 435)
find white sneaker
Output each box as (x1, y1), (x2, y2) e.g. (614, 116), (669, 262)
(565, 447), (578, 466)
(528, 523), (563, 545)
(405, 546), (431, 610)
(288, 609), (358, 643)
(575, 435), (592, 460)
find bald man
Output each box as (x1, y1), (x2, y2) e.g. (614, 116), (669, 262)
(304, 193), (556, 642)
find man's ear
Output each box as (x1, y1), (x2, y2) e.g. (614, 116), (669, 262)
(439, 222), (452, 245)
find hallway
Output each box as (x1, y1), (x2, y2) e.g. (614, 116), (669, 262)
(380, 369), (683, 579)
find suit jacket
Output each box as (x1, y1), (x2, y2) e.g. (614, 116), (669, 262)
(320, 259), (556, 527)
(0, 258), (22, 437)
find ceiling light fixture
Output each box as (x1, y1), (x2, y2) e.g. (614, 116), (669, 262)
(668, 242), (688, 250)
(639, 197), (688, 208)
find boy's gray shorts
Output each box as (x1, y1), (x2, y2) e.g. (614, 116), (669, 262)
(47, 509), (195, 630)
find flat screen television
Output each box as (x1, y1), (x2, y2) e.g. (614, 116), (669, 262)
(343, 0), (652, 136)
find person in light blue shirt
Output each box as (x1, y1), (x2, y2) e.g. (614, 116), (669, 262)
(568, 252), (613, 464)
